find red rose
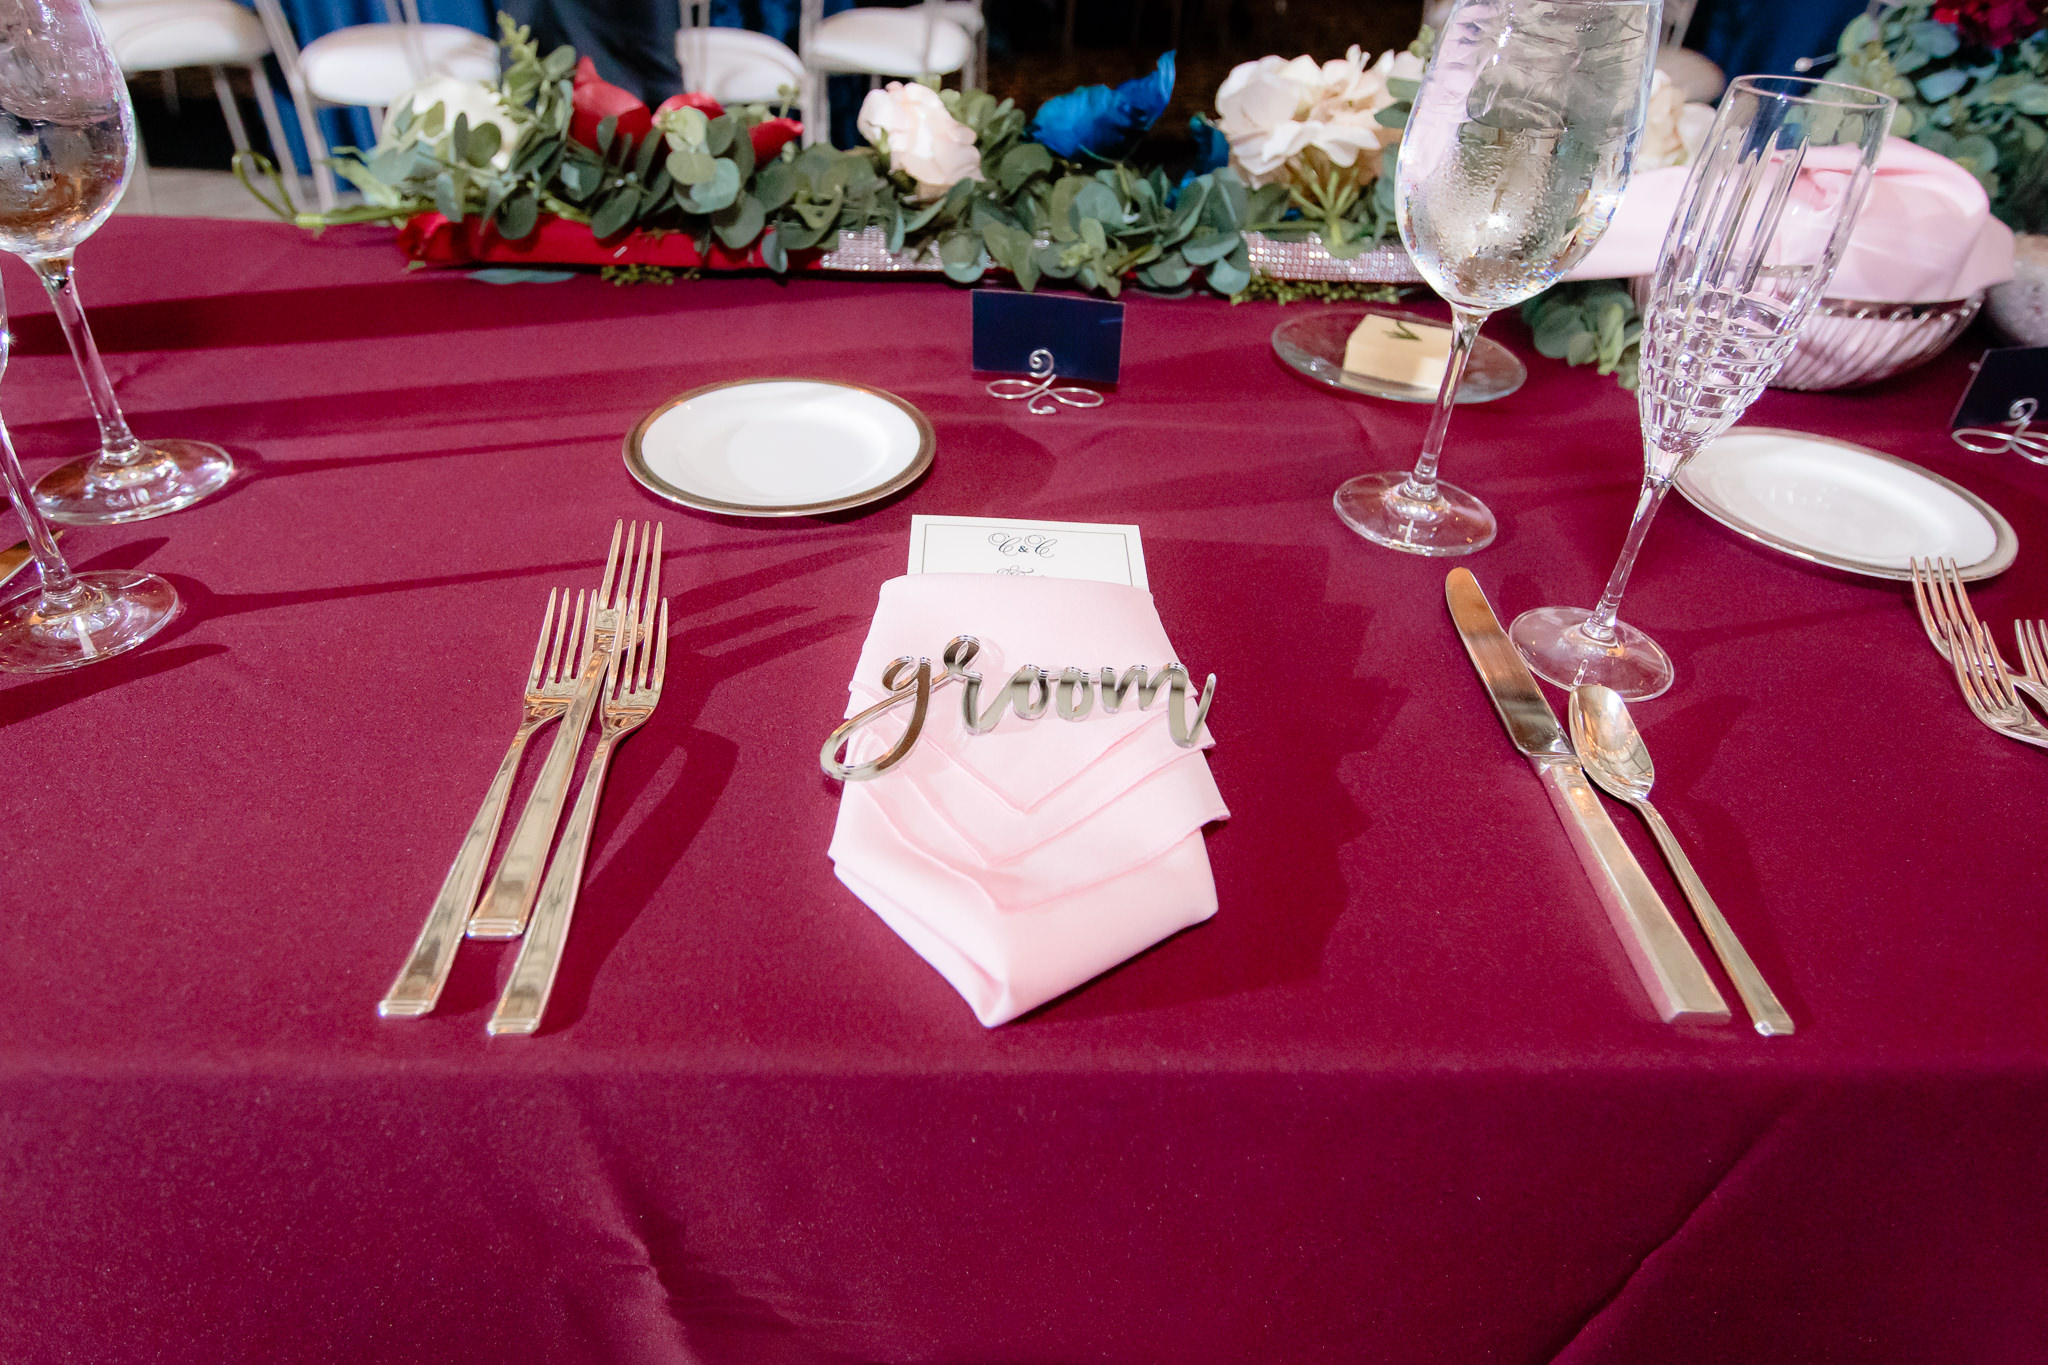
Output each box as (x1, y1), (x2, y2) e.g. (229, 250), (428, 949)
(655, 92), (726, 120)
(1932, 0), (2043, 47)
(749, 116), (802, 162)
(569, 56), (653, 148)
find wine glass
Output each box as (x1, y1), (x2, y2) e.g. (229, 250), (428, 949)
(1510, 75), (1895, 699)
(0, 274), (177, 671)
(1335, 0), (1661, 555)
(0, 0), (234, 525)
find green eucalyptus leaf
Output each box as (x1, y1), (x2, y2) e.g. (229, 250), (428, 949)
(466, 121), (501, 167)
(591, 185), (641, 238)
(1138, 252), (1193, 289)
(1034, 241), (1078, 279)
(450, 112), (471, 164)
(1205, 253), (1249, 296)
(497, 188), (540, 239)
(774, 217), (829, 250)
(542, 44), (577, 78)
(705, 114), (736, 156)
(1048, 175), (1089, 240)
(679, 157), (742, 212)
(712, 193), (766, 248)
(1909, 19), (1960, 57)
(755, 158), (797, 210)
(1072, 179), (1122, 229)
(1375, 105), (1411, 129)
(2014, 85), (2048, 117)
(792, 187), (843, 229)
(596, 113), (617, 156)
(559, 157), (600, 201)
(667, 148), (717, 185)
(633, 129), (661, 179)
(1387, 77), (1421, 100)
(1180, 228), (1239, 265)
(728, 125), (755, 181)
(433, 169), (461, 221)
(1078, 215), (1108, 254)
(997, 141), (1055, 194)
(1920, 67), (1970, 102)
(1565, 330), (1599, 366)
(759, 225), (788, 271)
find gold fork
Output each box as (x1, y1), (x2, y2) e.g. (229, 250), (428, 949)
(1909, 555), (2048, 711)
(489, 593), (669, 1036)
(469, 520), (663, 939)
(380, 589), (586, 1018)
(1949, 620), (2048, 751)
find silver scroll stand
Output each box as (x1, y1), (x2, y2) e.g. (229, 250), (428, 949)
(985, 349), (1106, 416)
(1954, 397), (2048, 464)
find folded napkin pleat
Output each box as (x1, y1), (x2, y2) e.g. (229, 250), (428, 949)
(828, 573), (1228, 1026)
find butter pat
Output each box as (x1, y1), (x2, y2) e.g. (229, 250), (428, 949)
(1342, 314), (1454, 391)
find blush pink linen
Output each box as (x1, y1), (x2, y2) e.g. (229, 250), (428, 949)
(828, 574), (1229, 1025)
(1570, 137), (2015, 301)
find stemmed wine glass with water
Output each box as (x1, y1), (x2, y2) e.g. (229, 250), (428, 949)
(1510, 76), (1895, 698)
(0, 0), (234, 525)
(0, 272), (178, 670)
(1335, 0), (1661, 556)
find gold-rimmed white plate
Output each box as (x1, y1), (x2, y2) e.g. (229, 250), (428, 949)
(625, 378), (935, 517)
(1674, 428), (2016, 581)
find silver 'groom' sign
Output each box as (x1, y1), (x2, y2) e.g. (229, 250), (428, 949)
(821, 635), (1216, 782)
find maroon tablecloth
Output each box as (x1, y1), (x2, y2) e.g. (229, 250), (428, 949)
(2, 218), (2044, 1364)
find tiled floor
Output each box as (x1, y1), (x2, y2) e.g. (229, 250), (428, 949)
(116, 166), (306, 222)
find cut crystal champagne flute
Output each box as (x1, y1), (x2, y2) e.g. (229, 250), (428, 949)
(0, 274), (177, 671)
(1334, 0), (1661, 555)
(1510, 75), (1895, 698)
(0, 0), (234, 524)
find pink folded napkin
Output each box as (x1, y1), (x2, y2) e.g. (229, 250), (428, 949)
(1570, 137), (2015, 302)
(827, 574), (1229, 1026)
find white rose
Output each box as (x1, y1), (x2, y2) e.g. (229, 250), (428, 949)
(1217, 46), (1406, 188)
(1636, 69), (1717, 171)
(1216, 56), (1313, 145)
(382, 74), (519, 170)
(857, 82), (980, 200)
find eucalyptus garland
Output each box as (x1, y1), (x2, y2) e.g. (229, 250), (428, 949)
(239, 16), (1420, 299)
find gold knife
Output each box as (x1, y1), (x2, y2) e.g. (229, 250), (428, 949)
(0, 532), (55, 589)
(1445, 568), (1729, 1025)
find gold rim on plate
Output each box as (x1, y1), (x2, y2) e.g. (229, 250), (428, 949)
(622, 377), (936, 517)
(1673, 427), (2017, 582)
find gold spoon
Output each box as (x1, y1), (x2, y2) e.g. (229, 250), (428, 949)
(1569, 685), (1795, 1037)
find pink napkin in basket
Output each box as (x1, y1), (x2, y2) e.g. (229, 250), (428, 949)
(1569, 138), (2014, 302)
(827, 574), (1229, 1026)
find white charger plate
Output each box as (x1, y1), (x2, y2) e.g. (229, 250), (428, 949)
(1674, 428), (2016, 581)
(625, 378), (934, 517)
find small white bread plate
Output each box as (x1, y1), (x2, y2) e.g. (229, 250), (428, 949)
(1674, 428), (2016, 581)
(625, 378), (934, 516)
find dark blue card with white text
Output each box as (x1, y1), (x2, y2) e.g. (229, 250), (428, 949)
(1952, 346), (2048, 428)
(972, 290), (1124, 384)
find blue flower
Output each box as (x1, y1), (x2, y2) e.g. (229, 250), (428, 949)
(1187, 113), (1229, 174)
(1030, 51), (1176, 162)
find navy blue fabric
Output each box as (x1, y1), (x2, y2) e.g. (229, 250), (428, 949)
(1686, 0), (1866, 79)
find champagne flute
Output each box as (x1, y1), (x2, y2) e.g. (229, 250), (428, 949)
(1510, 76), (1895, 699)
(0, 274), (177, 671)
(0, 0), (234, 525)
(1335, 0), (1661, 556)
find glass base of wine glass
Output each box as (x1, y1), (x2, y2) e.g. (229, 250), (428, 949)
(1508, 604), (1674, 701)
(32, 438), (234, 525)
(1333, 471), (1496, 557)
(0, 569), (179, 673)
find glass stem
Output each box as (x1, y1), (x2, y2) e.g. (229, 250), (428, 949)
(0, 414), (82, 608)
(1399, 303), (1489, 503)
(1583, 470), (1675, 644)
(31, 253), (142, 465)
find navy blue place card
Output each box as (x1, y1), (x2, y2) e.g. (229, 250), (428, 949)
(971, 290), (1124, 384)
(1951, 346), (2048, 430)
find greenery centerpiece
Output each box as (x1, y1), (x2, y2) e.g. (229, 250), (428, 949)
(241, 17), (1436, 298)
